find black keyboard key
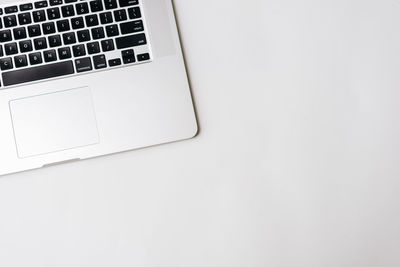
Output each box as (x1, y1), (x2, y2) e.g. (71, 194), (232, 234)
(63, 32), (76, 44)
(20, 3), (33, 11)
(108, 58), (121, 66)
(42, 22), (56, 34)
(0, 45), (3, 57)
(137, 53), (150, 62)
(121, 49), (134, 57)
(34, 37), (47, 50)
(91, 27), (104, 39)
(29, 52), (42, 65)
(14, 55), (28, 68)
(76, 30), (90, 43)
(61, 5), (75, 17)
(106, 24), (119, 37)
(123, 55), (135, 64)
(114, 9), (127, 22)
(128, 7), (141, 19)
(4, 6), (18, 14)
(120, 20), (143, 34)
(75, 57), (92, 72)
(77, 29), (90, 42)
(115, 33), (146, 49)
(101, 39), (114, 51)
(50, 0), (63, 6)
(48, 34), (62, 47)
(93, 54), (106, 69)
(85, 14), (99, 27)
(18, 13), (32, 25)
(0, 57), (13, 70)
(90, 0), (103, 12)
(2, 61), (74, 86)
(13, 27), (27, 40)
(34, 1), (48, 8)
(100, 12), (113, 24)
(76, 2), (89, 15)
(122, 49), (135, 64)
(0, 30), (12, 42)
(119, 0), (138, 7)
(47, 7), (61, 20)
(71, 17), (84, 29)
(65, 0), (77, 3)
(72, 44), (86, 57)
(5, 43), (18, 55)
(57, 19), (70, 32)
(28, 25), (41, 37)
(4, 15), (17, 28)
(0, 20), (2, 29)
(104, 0), (117, 10)
(33, 10), (46, 22)
(19, 40), (33, 52)
(0, 9), (2, 16)
(86, 41), (100, 54)
(44, 49), (57, 62)
(58, 47), (71, 59)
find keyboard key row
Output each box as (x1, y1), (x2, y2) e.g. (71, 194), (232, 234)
(0, 51), (57, 69)
(0, 46), (83, 69)
(3, 0), (138, 15)
(1, 7), (141, 29)
(0, 37), (117, 57)
(0, 32), (146, 61)
(0, 32), (145, 59)
(1, 37), (112, 54)
(1, 50), (149, 86)
(0, 19), (144, 45)
(0, 45), (147, 70)
(3, 13), (32, 27)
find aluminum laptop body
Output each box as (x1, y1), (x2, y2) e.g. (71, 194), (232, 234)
(0, 0), (197, 176)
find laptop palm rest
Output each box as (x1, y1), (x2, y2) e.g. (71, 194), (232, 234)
(9, 87), (99, 158)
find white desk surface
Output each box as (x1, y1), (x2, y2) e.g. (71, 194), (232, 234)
(2, 0), (400, 266)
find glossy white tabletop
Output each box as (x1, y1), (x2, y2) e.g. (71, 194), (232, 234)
(1, 0), (400, 266)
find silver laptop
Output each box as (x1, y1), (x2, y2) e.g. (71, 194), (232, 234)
(0, 0), (198, 176)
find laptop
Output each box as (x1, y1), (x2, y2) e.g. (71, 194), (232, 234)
(0, 0), (198, 176)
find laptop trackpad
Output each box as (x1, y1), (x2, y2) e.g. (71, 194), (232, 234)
(9, 87), (99, 158)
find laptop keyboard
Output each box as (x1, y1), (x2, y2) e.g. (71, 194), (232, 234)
(0, 0), (151, 87)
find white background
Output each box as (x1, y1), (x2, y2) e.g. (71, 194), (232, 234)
(1, 0), (400, 266)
